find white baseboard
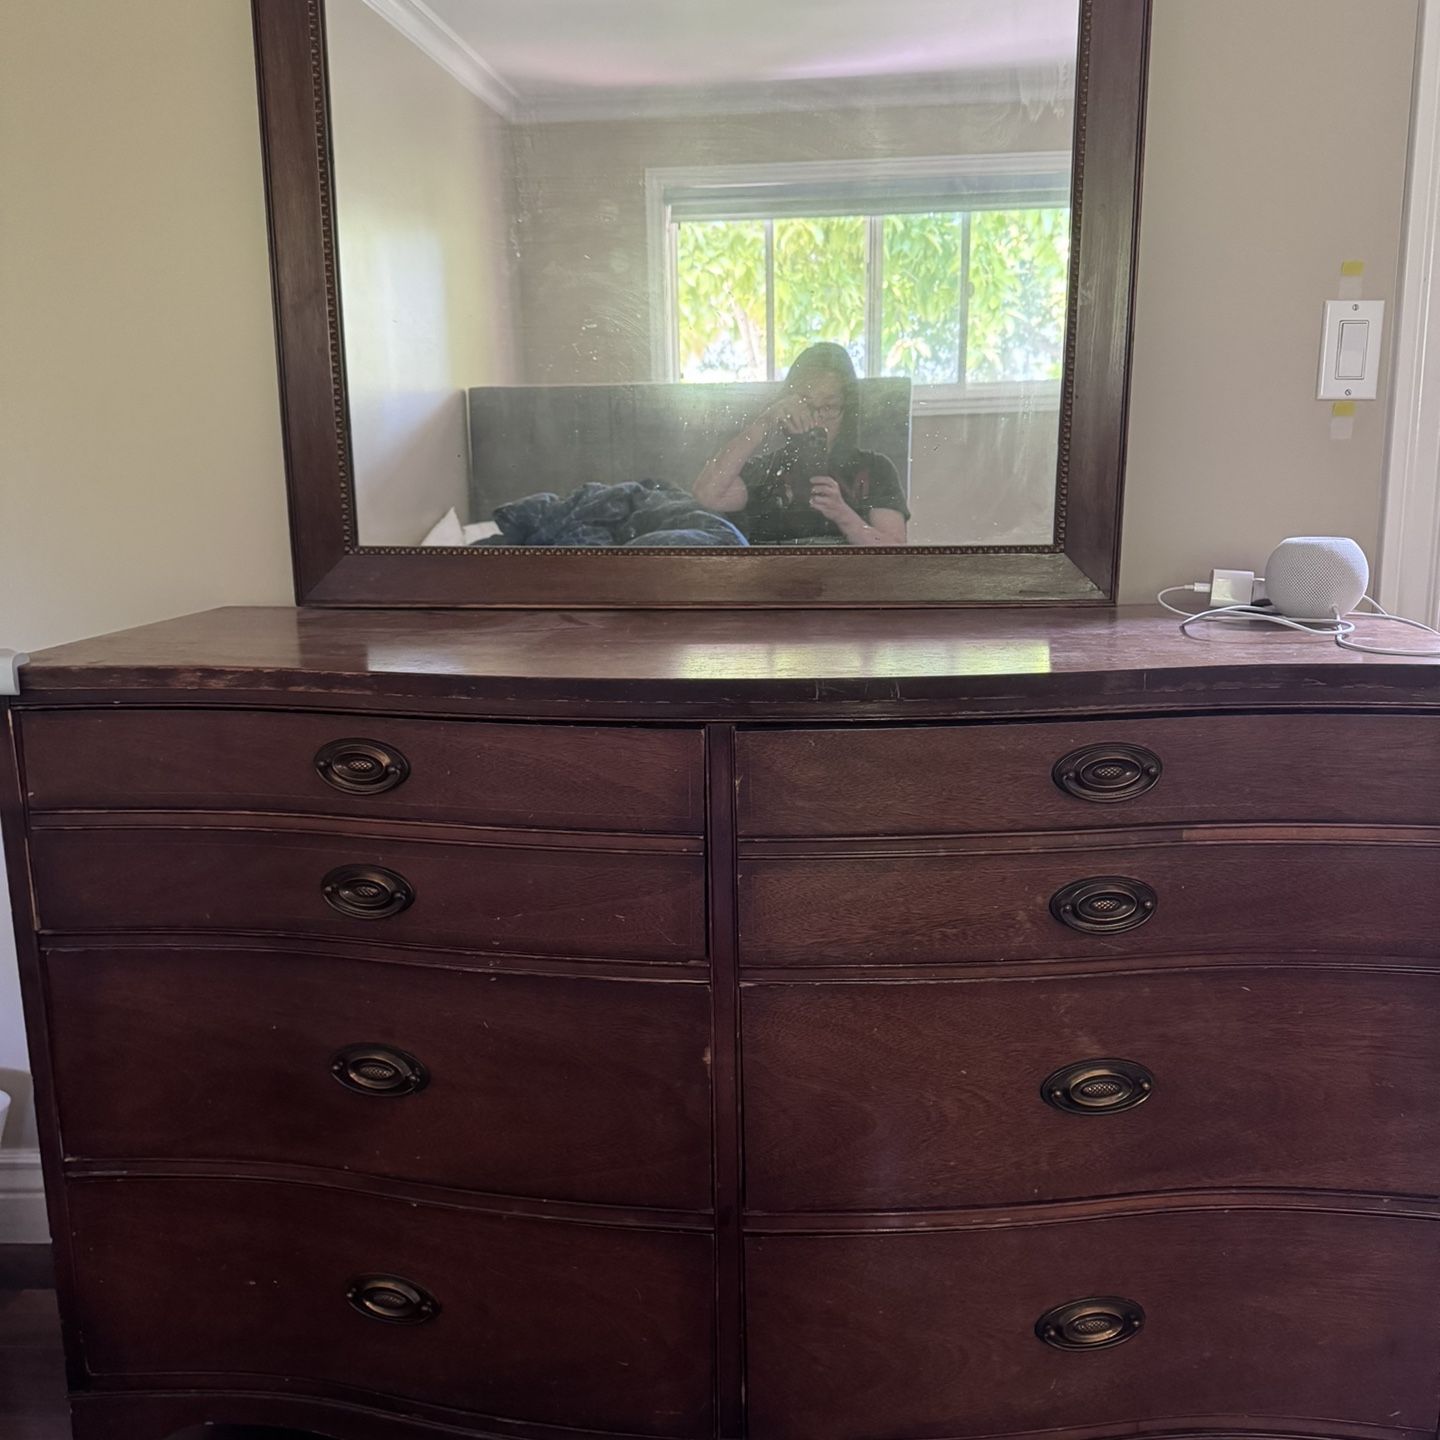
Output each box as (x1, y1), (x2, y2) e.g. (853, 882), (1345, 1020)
(0, 1149), (49, 1243)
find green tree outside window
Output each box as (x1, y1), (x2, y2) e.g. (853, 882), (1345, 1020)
(674, 207), (1069, 388)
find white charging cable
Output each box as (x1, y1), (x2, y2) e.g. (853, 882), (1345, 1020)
(1159, 581), (1440, 657)
(1340, 597), (1440, 657)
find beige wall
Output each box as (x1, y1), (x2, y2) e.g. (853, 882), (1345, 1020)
(0, 0), (293, 1153)
(0, 0), (1423, 1151)
(328, 0), (517, 544)
(1119, 0), (1419, 601)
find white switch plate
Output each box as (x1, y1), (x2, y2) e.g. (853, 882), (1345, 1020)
(1318, 299), (1384, 400)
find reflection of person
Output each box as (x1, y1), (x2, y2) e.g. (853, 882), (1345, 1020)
(693, 343), (908, 545)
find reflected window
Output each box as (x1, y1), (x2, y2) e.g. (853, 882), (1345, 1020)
(660, 157), (1070, 409)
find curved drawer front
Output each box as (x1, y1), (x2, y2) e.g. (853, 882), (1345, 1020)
(67, 1178), (714, 1438)
(739, 840), (1440, 966)
(48, 948), (712, 1210)
(21, 709), (704, 834)
(746, 1211), (1440, 1440)
(31, 827), (705, 962)
(737, 714), (1440, 837)
(744, 968), (1440, 1211)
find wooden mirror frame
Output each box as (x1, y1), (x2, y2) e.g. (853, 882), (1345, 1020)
(253, 0), (1151, 609)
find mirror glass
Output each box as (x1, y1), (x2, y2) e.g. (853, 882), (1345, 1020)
(325, 0), (1079, 551)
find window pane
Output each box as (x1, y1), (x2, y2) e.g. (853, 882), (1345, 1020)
(967, 207), (1071, 384)
(773, 215), (867, 376)
(675, 220), (768, 381)
(881, 212), (964, 385)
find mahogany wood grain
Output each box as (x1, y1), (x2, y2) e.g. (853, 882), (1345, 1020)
(0, 713), (87, 1399)
(704, 727), (745, 1437)
(251, 0), (347, 603)
(30, 825), (705, 962)
(10, 606), (1440, 1440)
(14, 606), (1440, 721)
(70, 1391), (694, 1440)
(743, 966), (1440, 1211)
(47, 930), (700, 983)
(63, 1160), (707, 1234)
(1060, 0), (1151, 598)
(742, 1186), (1440, 1235)
(46, 947), (711, 1211)
(21, 710), (704, 834)
(63, 1393), (1438, 1440)
(736, 714), (1440, 836)
(739, 837), (1440, 966)
(67, 1177), (715, 1438)
(746, 1210), (1440, 1440)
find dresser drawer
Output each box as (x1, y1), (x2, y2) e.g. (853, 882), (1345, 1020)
(737, 714), (1440, 836)
(49, 947), (711, 1210)
(747, 1211), (1440, 1440)
(745, 968), (1440, 1211)
(32, 825), (705, 962)
(739, 838), (1440, 966)
(68, 1178), (714, 1438)
(21, 709), (704, 833)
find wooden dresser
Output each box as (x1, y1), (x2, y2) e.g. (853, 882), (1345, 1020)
(5, 605), (1440, 1440)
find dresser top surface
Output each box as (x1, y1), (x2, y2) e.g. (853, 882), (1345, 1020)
(12, 606), (1440, 718)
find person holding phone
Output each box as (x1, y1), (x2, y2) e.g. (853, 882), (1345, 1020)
(692, 342), (909, 546)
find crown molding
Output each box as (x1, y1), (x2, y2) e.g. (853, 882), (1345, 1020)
(345, 6), (1071, 129)
(517, 64), (1075, 125)
(356, 0), (518, 119)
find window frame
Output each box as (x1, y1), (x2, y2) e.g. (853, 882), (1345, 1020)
(647, 153), (1072, 417)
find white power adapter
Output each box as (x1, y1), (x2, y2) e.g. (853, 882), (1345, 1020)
(1208, 569), (1257, 608)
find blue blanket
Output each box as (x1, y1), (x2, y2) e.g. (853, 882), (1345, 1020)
(472, 480), (747, 548)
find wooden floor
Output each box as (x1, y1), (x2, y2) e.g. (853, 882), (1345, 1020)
(0, 1246), (68, 1440)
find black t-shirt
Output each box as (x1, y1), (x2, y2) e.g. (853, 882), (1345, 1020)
(735, 439), (908, 545)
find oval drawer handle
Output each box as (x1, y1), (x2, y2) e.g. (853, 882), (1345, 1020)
(315, 738), (410, 795)
(1050, 876), (1157, 935)
(331, 1044), (428, 1098)
(1043, 1058), (1154, 1115)
(1037, 1297), (1145, 1351)
(1053, 744), (1162, 803)
(346, 1274), (440, 1326)
(321, 864), (415, 920)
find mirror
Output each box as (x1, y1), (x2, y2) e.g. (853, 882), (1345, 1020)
(322, 0), (1079, 553)
(253, 0), (1147, 605)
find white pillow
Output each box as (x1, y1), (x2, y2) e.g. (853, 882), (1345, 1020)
(420, 507), (465, 547)
(463, 520), (501, 543)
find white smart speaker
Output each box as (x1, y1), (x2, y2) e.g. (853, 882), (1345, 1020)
(1263, 537), (1369, 620)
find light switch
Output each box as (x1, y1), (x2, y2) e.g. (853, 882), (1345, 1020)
(1336, 320), (1369, 380)
(1318, 299), (1385, 400)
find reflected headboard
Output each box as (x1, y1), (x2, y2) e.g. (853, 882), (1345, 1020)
(466, 380), (913, 522)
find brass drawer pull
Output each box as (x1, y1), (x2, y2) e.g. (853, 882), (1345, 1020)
(331, 1044), (428, 1098)
(1050, 876), (1157, 935)
(315, 738), (410, 795)
(321, 864), (415, 920)
(1036, 1297), (1145, 1351)
(346, 1274), (439, 1326)
(1053, 744), (1162, 803)
(1043, 1058), (1154, 1115)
